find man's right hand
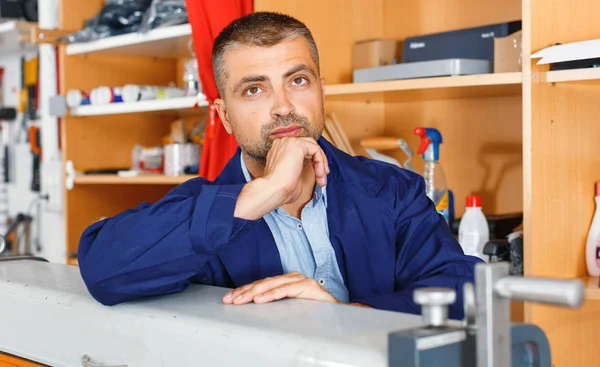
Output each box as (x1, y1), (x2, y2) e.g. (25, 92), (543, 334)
(233, 137), (329, 220)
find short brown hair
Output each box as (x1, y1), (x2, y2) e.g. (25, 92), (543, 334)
(212, 12), (320, 98)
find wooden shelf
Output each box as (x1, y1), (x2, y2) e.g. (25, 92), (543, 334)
(324, 72), (522, 97)
(69, 96), (208, 116)
(583, 277), (600, 300)
(65, 24), (193, 58)
(543, 68), (600, 83)
(0, 20), (38, 54)
(75, 174), (198, 185)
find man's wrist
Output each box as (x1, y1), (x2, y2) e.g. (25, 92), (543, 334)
(234, 178), (287, 220)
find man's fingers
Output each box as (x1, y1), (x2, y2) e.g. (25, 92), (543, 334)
(253, 278), (336, 304)
(229, 272), (306, 305)
(296, 138), (329, 184)
(253, 282), (306, 304)
(222, 279), (262, 304)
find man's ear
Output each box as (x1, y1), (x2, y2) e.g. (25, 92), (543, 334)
(320, 77), (326, 101)
(214, 98), (232, 134)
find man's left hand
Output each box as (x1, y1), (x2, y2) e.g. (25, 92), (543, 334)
(222, 272), (339, 305)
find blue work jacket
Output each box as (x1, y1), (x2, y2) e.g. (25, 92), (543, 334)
(78, 138), (481, 319)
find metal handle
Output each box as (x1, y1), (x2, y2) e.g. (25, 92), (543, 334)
(413, 287), (456, 326)
(494, 277), (584, 308)
(81, 354), (128, 367)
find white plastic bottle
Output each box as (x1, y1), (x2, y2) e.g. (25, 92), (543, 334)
(458, 196), (489, 261)
(585, 182), (600, 276)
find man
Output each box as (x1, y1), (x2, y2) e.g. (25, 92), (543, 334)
(78, 12), (481, 319)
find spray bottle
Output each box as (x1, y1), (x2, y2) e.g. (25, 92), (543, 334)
(414, 127), (450, 224)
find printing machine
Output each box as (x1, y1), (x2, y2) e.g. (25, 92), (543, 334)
(0, 259), (583, 367)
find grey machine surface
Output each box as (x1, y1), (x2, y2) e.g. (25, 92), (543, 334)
(352, 58), (493, 83)
(0, 260), (584, 367)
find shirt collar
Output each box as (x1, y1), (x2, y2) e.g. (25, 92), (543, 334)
(240, 154), (327, 209)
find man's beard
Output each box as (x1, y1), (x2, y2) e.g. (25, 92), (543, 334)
(239, 114), (322, 165)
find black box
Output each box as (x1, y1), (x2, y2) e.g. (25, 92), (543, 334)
(402, 21), (522, 63)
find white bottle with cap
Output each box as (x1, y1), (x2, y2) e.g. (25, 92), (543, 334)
(458, 195), (489, 261)
(585, 182), (600, 276)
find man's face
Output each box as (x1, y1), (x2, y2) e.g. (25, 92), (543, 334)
(214, 37), (325, 163)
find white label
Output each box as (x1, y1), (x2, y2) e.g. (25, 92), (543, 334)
(416, 330), (466, 351)
(409, 42), (426, 49)
(481, 32), (496, 38)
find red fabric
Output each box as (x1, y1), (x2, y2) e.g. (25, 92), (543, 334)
(185, 0), (253, 180)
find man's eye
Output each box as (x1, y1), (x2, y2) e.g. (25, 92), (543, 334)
(292, 77), (308, 86)
(244, 86), (263, 96)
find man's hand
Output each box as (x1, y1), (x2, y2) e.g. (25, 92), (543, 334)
(222, 272), (339, 305)
(234, 137), (329, 220)
(264, 137), (329, 203)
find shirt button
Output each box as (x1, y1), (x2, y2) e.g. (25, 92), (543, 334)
(318, 279), (325, 286)
(296, 223), (302, 230)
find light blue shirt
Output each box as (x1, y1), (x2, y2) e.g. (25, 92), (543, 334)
(240, 157), (349, 303)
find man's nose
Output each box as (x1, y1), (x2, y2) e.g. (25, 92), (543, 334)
(271, 89), (295, 118)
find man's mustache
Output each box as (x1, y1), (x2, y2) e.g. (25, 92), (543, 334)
(261, 115), (310, 136)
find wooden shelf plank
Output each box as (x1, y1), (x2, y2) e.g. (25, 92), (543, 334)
(324, 72), (522, 96)
(0, 20), (38, 55)
(69, 96), (208, 116)
(75, 174), (198, 185)
(66, 23), (192, 58)
(543, 68), (600, 83)
(583, 277), (600, 300)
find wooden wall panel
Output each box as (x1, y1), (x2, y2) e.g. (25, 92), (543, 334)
(527, 301), (600, 367)
(528, 82), (600, 279)
(66, 185), (175, 255)
(64, 115), (175, 171)
(530, 0), (600, 53)
(383, 95), (523, 216)
(60, 0), (104, 31)
(383, 0), (522, 41)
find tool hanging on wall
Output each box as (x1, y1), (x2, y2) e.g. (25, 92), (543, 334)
(0, 108), (17, 183)
(18, 56), (39, 142)
(28, 125), (40, 192)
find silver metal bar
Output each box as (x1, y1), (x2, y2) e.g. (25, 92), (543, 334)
(476, 262), (511, 367)
(494, 277), (584, 308)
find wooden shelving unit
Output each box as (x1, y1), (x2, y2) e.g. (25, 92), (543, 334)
(70, 96), (208, 116)
(325, 72), (522, 96)
(59, 1), (206, 263)
(75, 174), (197, 185)
(66, 23), (192, 58)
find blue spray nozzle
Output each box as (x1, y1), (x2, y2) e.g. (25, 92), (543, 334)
(414, 127), (443, 161)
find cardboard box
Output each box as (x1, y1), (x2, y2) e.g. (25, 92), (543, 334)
(494, 30), (522, 73)
(352, 39), (400, 70)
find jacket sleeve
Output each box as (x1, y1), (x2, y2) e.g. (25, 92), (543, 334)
(354, 174), (483, 320)
(77, 178), (257, 306)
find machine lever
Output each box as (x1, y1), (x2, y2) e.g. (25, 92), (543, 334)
(494, 277), (584, 308)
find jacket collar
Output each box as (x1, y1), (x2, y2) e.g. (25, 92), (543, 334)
(213, 137), (384, 197)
